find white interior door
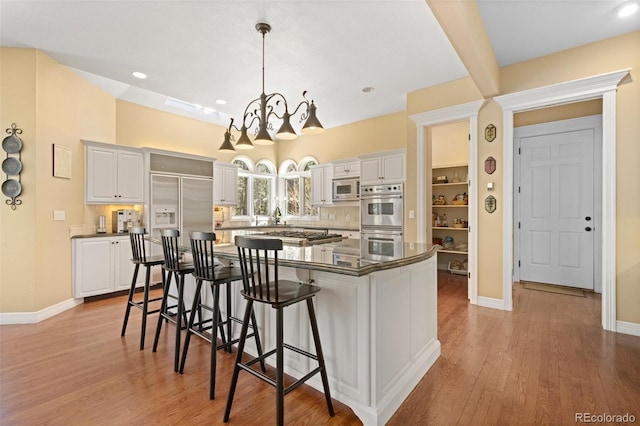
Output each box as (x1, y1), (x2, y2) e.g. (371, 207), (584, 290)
(517, 118), (599, 290)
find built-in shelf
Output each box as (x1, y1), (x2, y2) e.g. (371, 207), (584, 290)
(432, 182), (467, 187)
(432, 205), (467, 208)
(439, 249), (468, 254)
(432, 227), (468, 231)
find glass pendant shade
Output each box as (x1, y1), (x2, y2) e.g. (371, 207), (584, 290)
(254, 123), (274, 145)
(276, 113), (298, 140)
(218, 131), (236, 153)
(235, 126), (254, 150)
(301, 101), (325, 135)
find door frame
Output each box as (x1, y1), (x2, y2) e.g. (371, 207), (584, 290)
(495, 69), (629, 331)
(410, 100), (485, 305)
(513, 115), (603, 292)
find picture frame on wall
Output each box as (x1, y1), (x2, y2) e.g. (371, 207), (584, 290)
(53, 144), (72, 179)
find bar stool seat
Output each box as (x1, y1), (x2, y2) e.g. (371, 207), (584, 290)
(121, 227), (165, 350)
(224, 236), (334, 425)
(179, 231), (265, 400)
(152, 229), (194, 372)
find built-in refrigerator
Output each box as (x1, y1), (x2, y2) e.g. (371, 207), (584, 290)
(143, 150), (215, 276)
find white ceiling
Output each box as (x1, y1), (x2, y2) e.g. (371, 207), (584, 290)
(1, 0), (638, 132)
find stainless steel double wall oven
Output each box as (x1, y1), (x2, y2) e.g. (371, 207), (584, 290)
(360, 183), (404, 261)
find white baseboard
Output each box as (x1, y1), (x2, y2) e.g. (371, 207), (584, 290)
(476, 296), (506, 310)
(616, 320), (640, 337)
(0, 298), (83, 325)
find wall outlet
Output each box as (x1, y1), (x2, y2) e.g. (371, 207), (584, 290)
(53, 210), (66, 221)
(329, 213), (336, 220)
(409, 210), (415, 219)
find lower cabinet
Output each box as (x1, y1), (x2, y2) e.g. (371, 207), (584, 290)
(72, 235), (145, 298)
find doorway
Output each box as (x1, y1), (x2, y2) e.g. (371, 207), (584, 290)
(514, 115), (602, 291)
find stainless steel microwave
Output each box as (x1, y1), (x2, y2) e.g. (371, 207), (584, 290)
(332, 178), (360, 201)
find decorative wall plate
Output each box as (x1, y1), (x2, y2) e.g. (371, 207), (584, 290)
(2, 157), (22, 175)
(485, 195), (496, 213)
(2, 179), (21, 198)
(2, 134), (23, 153)
(484, 124), (496, 142)
(485, 156), (496, 174)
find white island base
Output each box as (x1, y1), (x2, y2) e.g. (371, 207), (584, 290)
(226, 253), (440, 425)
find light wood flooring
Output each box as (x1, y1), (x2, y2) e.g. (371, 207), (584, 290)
(1, 272), (638, 425)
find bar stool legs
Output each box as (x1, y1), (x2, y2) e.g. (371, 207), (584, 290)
(121, 261), (164, 350)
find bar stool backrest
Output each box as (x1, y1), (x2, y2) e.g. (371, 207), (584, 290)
(161, 229), (182, 272)
(129, 227), (148, 263)
(235, 235), (283, 303)
(190, 231), (217, 282)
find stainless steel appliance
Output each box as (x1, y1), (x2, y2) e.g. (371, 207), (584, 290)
(361, 183), (404, 260)
(360, 183), (403, 228)
(112, 209), (141, 233)
(360, 228), (404, 261)
(252, 230), (344, 246)
(332, 177), (360, 202)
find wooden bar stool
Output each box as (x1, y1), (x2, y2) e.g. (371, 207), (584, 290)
(121, 227), (166, 350)
(179, 231), (265, 400)
(152, 229), (194, 372)
(224, 236), (334, 426)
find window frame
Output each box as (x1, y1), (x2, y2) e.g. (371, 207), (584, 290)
(230, 156), (276, 221)
(278, 157), (319, 220)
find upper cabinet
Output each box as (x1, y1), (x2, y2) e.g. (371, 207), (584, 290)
(214, 162), (238, 206)
(84, 141), (144, 204)
(310, 164), (333, 206)
(332, 158), (361, 178)
(359, 149), (406, 185)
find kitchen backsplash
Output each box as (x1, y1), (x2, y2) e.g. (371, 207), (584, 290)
(215, 205), (360, 229)
(69, 204), (143, 237)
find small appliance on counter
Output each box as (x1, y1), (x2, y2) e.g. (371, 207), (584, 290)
(112, 209), (141, 233)
(97, 215), (107, 234)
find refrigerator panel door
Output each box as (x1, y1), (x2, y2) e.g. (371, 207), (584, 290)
(150, 174), (180, 242)
(181, 177), (213, 246)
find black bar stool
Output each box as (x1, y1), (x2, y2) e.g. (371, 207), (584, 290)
(152, 229), (194, 372)
(121, 227), (166, 350)
(224, 236), (334, 426)
(179, 231), (265, 400)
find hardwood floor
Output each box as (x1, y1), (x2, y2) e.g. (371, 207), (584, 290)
(1, 273), (638, 425)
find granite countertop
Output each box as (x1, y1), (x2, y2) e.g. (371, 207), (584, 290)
(214, 224), (360, 232)
(71, 232), (133, 239)
(168, 238), (437, 277)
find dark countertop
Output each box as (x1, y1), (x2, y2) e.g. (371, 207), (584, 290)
(182, 239), (437, 277)
(71, 232), (133, 239)
(214, 224), (360, 232)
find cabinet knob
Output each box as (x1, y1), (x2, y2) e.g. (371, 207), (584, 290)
(585, 227), (592, 232)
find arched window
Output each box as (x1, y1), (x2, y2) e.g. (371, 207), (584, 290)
(278, 157), (319, 218)
(230, 156), (275, 219)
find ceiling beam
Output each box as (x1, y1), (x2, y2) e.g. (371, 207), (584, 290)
(426, 0), (500, 98)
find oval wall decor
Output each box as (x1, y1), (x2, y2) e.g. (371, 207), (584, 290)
(485, 195), (497, 213)
(485, 156), (496, 174)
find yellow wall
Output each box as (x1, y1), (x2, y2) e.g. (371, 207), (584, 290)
(0, 48), (115, 312)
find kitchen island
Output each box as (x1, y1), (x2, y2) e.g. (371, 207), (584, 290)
(205, 239), (440, 426)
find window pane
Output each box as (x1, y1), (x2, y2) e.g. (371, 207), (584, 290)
(256, 163), (271, 173)
(285, 178), (300, 216)
(233, 175), (249, 216)
(302, 160), (317, 171)
(233, 159), (250, 171)
(286, 163), (297, 174)
(253, 177), (271, 216)
(303, 176), (317, 216)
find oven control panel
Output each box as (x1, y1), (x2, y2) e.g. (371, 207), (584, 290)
(360, 183), (403, 196)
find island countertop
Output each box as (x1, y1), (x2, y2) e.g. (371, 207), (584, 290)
(182, 238), (437, 277)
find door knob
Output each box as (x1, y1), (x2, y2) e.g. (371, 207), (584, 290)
(585, 216), (592, 221)
(585, 227), (592, 232)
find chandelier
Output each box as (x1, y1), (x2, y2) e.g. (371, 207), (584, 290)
(218, 22), (324, 153)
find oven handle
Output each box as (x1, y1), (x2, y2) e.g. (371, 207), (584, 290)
(361, 228), (403, 237)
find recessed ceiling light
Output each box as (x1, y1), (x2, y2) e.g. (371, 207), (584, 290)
(362, 87), (374, 93)
(216, 99), (227, 105)
(132, 71), (147, 79)
(617, 1), (639, 17)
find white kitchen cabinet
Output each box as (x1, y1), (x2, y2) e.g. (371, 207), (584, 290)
(332, 159), (361, 178)
(359, 150), (406, 185)
(214, 162), (238, 206)
(312, 245), (334, 263)
(310, 164), (333, 206)
(72, 235), (145, 298)
(83, 141), (144, 204)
